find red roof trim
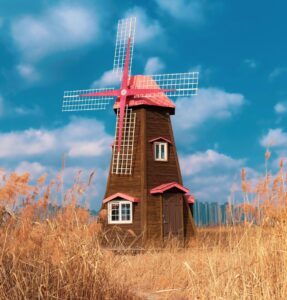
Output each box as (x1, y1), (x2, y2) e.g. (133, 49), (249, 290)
(103, 192), (139, 204)
(150, 182), (189, 194)
(185, 194), (195, 204)
(149, 137), (172, 144)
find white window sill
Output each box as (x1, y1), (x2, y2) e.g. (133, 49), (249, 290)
(108, 220), (133, 224)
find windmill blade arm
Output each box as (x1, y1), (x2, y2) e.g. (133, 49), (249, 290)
(62, 87), (115, 112)
(128, 88), (176, 96)
(113, 17), (136, 77)
(80, 90), (120, 97)
(137, 72), (199, 97)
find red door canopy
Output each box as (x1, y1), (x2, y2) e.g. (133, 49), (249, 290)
(150, 182), (189, 195)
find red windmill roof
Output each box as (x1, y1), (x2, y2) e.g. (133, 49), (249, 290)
(114, 75), (176, 112)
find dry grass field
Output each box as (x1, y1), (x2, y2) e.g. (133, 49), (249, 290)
(0, 153), (287, 299)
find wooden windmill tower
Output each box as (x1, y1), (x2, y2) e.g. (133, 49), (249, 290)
(62, 17), (198, 246)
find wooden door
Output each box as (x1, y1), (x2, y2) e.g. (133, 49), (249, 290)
(162, 193), (183, 238)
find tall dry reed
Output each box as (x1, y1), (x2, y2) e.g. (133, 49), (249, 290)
(1, 150), (287, 299)
(0, 171), (140, 300)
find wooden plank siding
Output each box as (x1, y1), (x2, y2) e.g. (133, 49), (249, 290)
(102, 107), (144, 246)
(183, 197), (197, 242)
(101, 105), (196, 247)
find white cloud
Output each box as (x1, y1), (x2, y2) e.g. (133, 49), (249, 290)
(190, 65), (212, 81)
(174, 87), (245, 130)
(269, 68), (287, 81)
(260, 128), (287, 148)
(0, 130), (55, 158)
(144, 57), (165, 74)
(12, 4), (99, 61)
(180, 150), (246, 203)
(155, 0), (207, 24)
(244, 59), (257, 69)
(274, 102), (287, 114)
(15, 161), (47, 181)
(180, 150), (244, 176)
(13, 161), (108, 209)
(92, 57), (165, 88)
(0, 118), (113, 159)
(124, 7), (163, 43)
(91, 69), (120, 88)
(0, 118), (113, 210)
(17, 64), (40, 81)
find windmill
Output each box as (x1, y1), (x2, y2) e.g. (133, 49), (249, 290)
(62, 17), (199, 246)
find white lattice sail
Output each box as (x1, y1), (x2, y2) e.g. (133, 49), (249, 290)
(134, 72), (199, 98)
(62, 88), (115, 111)
(112, 107), (136, 175)
(113, 17), (136, 77)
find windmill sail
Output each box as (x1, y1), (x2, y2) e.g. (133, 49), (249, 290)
(112, 107), (136, 175)
(132, 72), (199, 98)
(62, 88), (115, 111)
(113, 17), (136, 78)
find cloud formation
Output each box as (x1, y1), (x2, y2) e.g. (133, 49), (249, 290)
(12, 4), (99, 61)
(15, 161), (47, 181)
(274, 102), (287, 114)
(260, 128), (287, 148)
(174, 87), (245, 130)
(0, 118), (113, 209)
(155, 0), (207, 24)
(124, 7), (163, 43)
(269, 68), (287, 81)
(179, 150), (246, 203)
(17, 64), (40, 81)
(91, 69), (120, 88)
(0, 117), (113, 159)
(244, 59), (257, 69)
(180, 149), (244, 176)
(144, 57), (165, 74)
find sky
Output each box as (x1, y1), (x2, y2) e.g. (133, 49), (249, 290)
(0, 0), (287, 209)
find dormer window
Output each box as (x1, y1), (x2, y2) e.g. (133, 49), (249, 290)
(154, 142), (168, 161)
(149, 137), (172, 162)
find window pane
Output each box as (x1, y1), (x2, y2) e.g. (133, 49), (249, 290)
(155, 144), (160, 159)
(111, 203), (119, 221)
(121, 203), (131, 221)
(161, 144), (165, 159)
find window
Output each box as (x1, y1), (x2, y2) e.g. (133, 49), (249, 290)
(108, 201), (133, 224)
(154, 142), (168, 161)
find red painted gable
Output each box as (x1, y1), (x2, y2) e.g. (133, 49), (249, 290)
(150, 182), (189, 194)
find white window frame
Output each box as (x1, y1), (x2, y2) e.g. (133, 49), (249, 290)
(154, 142), (168, 161)
(107, 200), (133, 224)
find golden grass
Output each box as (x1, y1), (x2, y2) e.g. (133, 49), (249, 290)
(112, 224), (287, 299)
(0, 152), (287, 299)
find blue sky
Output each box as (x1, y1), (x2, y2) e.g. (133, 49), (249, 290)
(0, 0), (286, 209)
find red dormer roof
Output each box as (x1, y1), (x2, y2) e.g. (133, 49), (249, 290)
(150, 182), (189, 194)
(149, 137), (172, 144)
(103, 192), (139, 204)
(113, 75), (175, 114)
